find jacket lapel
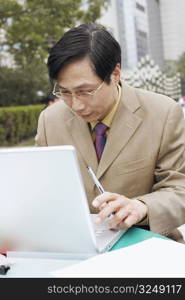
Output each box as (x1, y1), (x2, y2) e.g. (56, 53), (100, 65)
(65, 82), (142, 179)
(97, 82), (143, 179)
(66, 114), (98, 171)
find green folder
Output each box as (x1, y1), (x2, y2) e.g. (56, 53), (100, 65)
(110, 227), (170, 251)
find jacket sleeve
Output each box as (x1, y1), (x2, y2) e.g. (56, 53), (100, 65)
(137, 103), (185, 236)
(35, 110), (48, 146)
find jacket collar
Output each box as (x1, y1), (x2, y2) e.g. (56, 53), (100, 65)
(66, 81), (142, 179)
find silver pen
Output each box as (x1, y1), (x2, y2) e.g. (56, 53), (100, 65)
(87, 166), (114, 222)
(87, 166), (105, 194)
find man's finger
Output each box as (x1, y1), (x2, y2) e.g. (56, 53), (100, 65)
(119, 212), (139, 228)
(98, 198), (125, 221)
(92, 192), (119, 208)
(108, 205), (132, 228)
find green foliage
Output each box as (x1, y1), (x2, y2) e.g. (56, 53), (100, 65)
(82, 0), (109, 23)
(163, 60), (177, 76)
(1, 0), (108, 66)
(0, 104), (44, 146)
(0, 0), (108, 106)
(0, 0), (22, 27)
(177, 52), (185, 95)
(0, 64), (50, 106)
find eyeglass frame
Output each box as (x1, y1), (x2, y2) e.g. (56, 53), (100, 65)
(52, 80), (105, 101)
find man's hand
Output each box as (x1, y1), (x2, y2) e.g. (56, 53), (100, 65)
(92, 192), (147, 229)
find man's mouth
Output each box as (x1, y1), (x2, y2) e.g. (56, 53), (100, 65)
(79, 112), (92, 117)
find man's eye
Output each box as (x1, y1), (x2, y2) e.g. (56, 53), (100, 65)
(78, 90), (92, 95)
(79, 91), (88, 95)
(61, 90), (70, 95)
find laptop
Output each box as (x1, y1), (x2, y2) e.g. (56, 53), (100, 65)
(0, 146), (126, 259)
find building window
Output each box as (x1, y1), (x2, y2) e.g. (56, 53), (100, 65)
(138, 30), (147, 39)
(136, 3), (145, 12)
(136, 30), (148, 59)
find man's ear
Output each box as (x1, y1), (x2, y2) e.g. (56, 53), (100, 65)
(111, 63), (121, 84)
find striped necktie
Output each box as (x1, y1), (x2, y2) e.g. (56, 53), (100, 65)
(94, 122), (108, 161)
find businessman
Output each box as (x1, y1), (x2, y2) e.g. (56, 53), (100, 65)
(36, 23), (185, 242)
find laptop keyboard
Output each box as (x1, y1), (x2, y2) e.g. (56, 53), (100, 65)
(91, 214), (120, 236)
(93, 216), (115, 237)
(90, 214), (125, 252)
(95, 228), (107, 237)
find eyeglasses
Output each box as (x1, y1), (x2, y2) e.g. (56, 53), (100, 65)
(52, 81), (104, 102)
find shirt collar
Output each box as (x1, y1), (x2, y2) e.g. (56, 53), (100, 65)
(90, 84), (122, 130)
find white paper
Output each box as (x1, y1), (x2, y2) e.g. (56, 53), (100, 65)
(51, 237), (185, 278)
(0, 254), (11, 264)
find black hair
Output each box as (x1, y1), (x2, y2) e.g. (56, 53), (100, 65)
(47, 23), (121, 84)
(40, 94), (57, 104)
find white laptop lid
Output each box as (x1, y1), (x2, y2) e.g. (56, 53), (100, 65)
(0, 146), (99, 255)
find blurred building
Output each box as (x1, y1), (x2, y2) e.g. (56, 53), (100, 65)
(100, 0), (149, 69)
(146, 0), (164, 67)
(158, 0), (185, 61)
(99, 0), (185, 69)
(148, 0), (185, 64)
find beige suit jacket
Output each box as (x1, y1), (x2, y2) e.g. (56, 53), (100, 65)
(36, 82), (185, 237)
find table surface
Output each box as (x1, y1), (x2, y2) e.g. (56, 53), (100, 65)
(0, 227), (169, 277)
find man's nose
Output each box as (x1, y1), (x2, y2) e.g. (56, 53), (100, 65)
(71, 95), (85, 111)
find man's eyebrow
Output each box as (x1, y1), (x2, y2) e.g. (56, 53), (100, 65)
(58, 83), (97, 89)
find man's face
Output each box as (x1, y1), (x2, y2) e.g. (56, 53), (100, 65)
(57, 57), (120, 122)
